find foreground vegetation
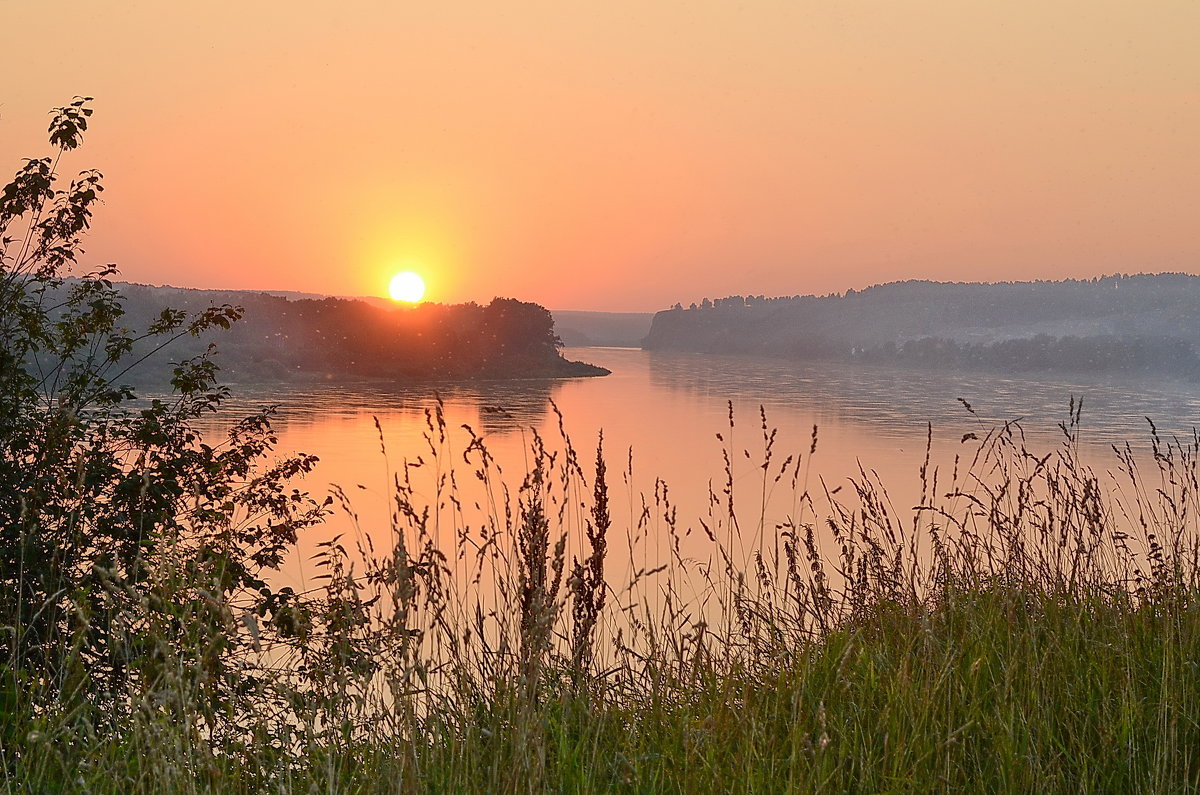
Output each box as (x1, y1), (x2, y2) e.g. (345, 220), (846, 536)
(5, 103), (1200, 793)
(6, 398), (1200, 794)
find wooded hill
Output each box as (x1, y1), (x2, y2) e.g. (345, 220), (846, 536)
(644, 274), (1200, 377)
(96, 283), (609, 384)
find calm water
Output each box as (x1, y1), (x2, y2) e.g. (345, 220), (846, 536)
(206, 347), (1200, 591)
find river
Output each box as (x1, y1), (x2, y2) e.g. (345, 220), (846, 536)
(201, 347), (1200, 598)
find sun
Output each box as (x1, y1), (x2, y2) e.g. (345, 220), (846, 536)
(388, 271), (426, 303)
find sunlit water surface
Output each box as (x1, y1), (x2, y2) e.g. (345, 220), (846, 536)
(198, 347), (1200, 596)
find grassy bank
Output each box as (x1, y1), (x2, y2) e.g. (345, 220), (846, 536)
(5, 405), (1200, 794)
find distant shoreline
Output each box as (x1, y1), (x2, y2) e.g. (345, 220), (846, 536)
(643, 274), (1200, 380)
(96, 281), (611, 386)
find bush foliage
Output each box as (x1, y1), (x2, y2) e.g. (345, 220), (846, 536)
(0, 99), (328, 755)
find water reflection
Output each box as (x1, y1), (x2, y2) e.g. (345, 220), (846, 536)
(171, 347), (1200, 598)
(644, 349), (1200, 446)
(210, 376), (563, 438)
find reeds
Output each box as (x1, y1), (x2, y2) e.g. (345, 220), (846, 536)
(6, 399), (1200, 793)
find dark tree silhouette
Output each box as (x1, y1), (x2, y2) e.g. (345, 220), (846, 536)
(0, 100), (327, 730)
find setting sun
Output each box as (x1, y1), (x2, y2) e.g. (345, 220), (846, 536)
(388, 271), (426, 303)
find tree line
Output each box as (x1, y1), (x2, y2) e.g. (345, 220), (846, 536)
(646, 275), (1200, 378)
(103, 286), (603, 383)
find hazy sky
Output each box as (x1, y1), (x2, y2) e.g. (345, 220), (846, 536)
(2, 1), (1197, 311)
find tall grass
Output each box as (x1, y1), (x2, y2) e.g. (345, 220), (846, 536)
(5, 398), (1200, 793)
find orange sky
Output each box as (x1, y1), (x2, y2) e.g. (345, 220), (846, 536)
(2, 2), (1197, 311)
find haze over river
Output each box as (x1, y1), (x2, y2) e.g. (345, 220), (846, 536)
(207, 347), (1200, 593)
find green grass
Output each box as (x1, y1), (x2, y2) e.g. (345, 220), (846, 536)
(11, 588), (1196, 793)
(6, 406), (1200, 793)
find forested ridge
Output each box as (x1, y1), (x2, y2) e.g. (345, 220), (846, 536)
(645, 274), (1200, 376)
(90, 283), (609, 383)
